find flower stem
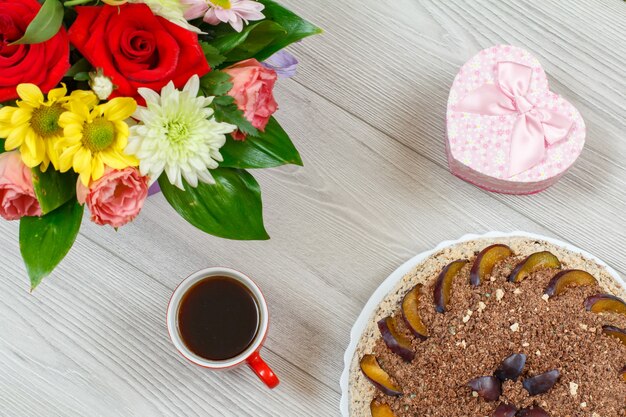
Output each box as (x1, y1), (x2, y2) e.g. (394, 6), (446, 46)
(63, 0), (93, 7)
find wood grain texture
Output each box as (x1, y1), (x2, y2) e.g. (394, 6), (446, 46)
(0, 1), (624, 416)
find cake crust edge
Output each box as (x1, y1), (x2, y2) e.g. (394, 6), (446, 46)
(348, 236), (626, 416)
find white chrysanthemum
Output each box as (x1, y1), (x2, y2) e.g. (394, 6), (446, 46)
(126, 75), (236, 190)
(130, 0), (202, 33)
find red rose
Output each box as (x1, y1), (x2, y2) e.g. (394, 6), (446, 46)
(69, 4), (210, 102)
(0, 0), (70, 102)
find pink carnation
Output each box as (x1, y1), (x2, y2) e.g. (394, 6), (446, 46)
(223, 59), (278, 141)
(0, 151), (42, 220)
(77, 167), (148, 228)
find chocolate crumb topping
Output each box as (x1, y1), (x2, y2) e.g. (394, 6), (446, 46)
(370, 254), (626, 416)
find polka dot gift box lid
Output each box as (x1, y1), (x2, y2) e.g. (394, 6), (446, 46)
(445, 45), (585, 195)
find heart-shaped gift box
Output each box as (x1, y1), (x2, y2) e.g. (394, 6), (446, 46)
(445, 45), (585, 194)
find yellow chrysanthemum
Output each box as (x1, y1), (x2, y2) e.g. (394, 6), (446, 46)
(57, 97), (137, 186)
(0, 84), (75, 171)
(68, 90), (100, 109)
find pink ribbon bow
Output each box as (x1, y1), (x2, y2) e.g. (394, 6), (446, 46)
(454, 61), (573, 177)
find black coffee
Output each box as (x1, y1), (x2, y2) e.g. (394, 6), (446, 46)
(178, 276), (260, 361)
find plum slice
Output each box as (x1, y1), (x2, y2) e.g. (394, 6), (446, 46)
(470, 244), (513, 286)
(378, 316), (415, 362)
(508, 251), (561, 283)
(494, 353), (527, 382)
(433, 259), (469, 313)
(401, 285), (429, 339)
(370, 401), (397, 417)
(360, 354), (402, 396)
(468, 376), (502, 401)
(517, 406), (550, 417)
(584, 294), (626, 315)
(492, 403), (517, 417)
(543, 269), (597, 297)
(602, 325), (626, 346)
(522, 369), (560, 396)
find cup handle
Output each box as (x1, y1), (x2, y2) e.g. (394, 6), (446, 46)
(247, 351), (279, 389)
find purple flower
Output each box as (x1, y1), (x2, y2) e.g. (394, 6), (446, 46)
(148, 182), (161, 196)
(262, 51), (298, 78)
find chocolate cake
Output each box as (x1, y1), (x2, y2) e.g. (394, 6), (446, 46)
(349, 237), (626, 416)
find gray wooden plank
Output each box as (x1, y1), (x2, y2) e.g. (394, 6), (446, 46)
(280, 0), (626, 272)
(1, 1), (624, 416)
(282, 0), (626, 161)
(3, 77), (620, 416)
(0, 220), (339, 417)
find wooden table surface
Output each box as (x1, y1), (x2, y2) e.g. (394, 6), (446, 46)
(1, 1), (625, 416)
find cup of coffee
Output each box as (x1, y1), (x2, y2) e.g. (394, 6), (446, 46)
(167, 267), (279, 388)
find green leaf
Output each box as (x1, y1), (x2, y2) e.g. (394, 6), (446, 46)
(0, 100), (16, 108)
(200, 41), (227, 68)
(19, 200), (84, 290)
(211, 95), (258, 136)
(10, 0), (64, 45)
(255, 0), (322, 61)
(31, 166), (77, 214)
(158, 168), (269, 240)
(73, 72), (91, 82)
(0, 140), (5, 155)
(212, 20), (286, 63)
(199, 71), (233, 97)
(220, 117), (302, 169)
(65, 58), (91, 78)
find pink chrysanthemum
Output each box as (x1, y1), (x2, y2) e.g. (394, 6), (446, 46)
(183, 0), (265, 32)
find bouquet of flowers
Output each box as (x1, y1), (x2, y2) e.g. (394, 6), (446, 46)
(0, 0), (320, 289)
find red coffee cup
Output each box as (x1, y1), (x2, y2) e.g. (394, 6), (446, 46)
(166, 267), (279, 388)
